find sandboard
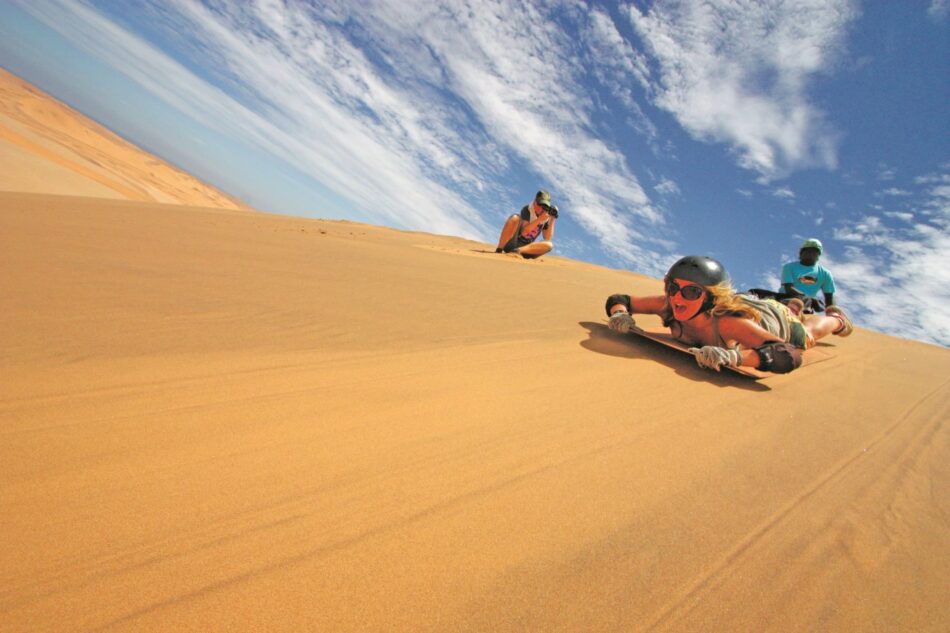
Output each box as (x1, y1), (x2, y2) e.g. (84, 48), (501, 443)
(628, 325), (835, 379)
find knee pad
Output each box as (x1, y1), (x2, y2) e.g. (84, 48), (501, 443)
(605, 294), (632, 317)
(754, 342), (802, 374)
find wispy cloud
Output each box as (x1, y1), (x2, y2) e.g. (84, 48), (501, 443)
(876, 163), (896, 181)
(625, 0), (857, 180)
(16, 0), (495, 238)
(16, 0), (680, 271)
(654, 177), (680, 196)
(929, 0), (949, 21)
(832, 168), (950, 346)
(884, 211), (914, 222)
(772, 187), (796, 199)
(876, 187), (912, 197)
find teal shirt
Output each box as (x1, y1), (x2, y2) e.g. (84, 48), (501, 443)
(781, 261), (836, 297)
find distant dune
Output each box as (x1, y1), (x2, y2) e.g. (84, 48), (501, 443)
(0, 67), (248, 209)
(2, 73), (949, 632)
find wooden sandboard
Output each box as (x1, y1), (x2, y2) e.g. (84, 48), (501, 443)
(629, 326), (835, 379)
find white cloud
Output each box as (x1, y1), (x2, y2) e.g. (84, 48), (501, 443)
(876, 187), (912, 197)
(757, 270), (781, 293)
(772, 187), (796, 199)
(581, 7), (660, 144)
(15, 0), (494, 238)
(15, 0), (675, 272)
(655, 178), (680, 196)
(625, 0), (857, 180)
(831, 168), (950, 347)
(914, 171), (950, 185)
(929, 0), (949, 21)
(876, 163), (896, 181)
(884, 211), (914, 222)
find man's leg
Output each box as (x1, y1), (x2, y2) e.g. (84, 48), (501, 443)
(517, 240), (553, 259)
(496, 215), (521, 252)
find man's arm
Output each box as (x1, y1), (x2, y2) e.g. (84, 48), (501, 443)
(821, 269), (836, 311)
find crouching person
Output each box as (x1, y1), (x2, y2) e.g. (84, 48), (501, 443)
(495, 190), (558, 259)
(604, 256), (853, 374)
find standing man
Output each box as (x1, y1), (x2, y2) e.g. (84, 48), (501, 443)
(495, 190), (558, 259)
(781, 238), (836, 311)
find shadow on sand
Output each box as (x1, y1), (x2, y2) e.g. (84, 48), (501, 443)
(468, 248), (546, 261)
(578, 321), (770, 392)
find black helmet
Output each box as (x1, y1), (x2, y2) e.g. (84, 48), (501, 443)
(664, 256), (729, 287)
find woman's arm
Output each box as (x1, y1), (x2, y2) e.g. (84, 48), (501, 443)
(718, 315), (782, 349)
(691, 316), (802, 373)
(604, 294), (667, 334)
(541, 217), (555, 241)
(716, 316), (787, 369)
(520, 211), (549, 236)
(605, 294), (667, 316)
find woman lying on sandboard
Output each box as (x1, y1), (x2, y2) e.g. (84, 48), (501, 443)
(603, 256), (853, 374)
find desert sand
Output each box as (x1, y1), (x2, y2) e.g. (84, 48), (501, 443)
(0, 68), (248, 210)
(2, 72), (949, 633)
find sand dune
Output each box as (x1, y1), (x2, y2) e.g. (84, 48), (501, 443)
(2, 191), (949, 632)
(2, 72), (949, 632)
(0, 68), (248, 210)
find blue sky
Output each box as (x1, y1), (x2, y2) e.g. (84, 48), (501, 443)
(2, 0), (948, 346)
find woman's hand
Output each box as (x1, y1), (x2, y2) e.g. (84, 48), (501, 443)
(608, 312), (637, 334)
(688, 346), (741, 371)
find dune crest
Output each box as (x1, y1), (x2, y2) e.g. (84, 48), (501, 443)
(0, 67), (248, 209)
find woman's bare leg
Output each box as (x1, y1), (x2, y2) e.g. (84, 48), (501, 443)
(496, 215), (520, 251)
(516, 240), (553, 258)
(804, 314), (843, 342)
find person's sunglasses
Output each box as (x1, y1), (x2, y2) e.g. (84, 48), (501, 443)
(538, 203), (552, 212)
(666, 280), (705, 300)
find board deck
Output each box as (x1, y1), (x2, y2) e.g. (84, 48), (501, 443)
(629, 325), (835, 379)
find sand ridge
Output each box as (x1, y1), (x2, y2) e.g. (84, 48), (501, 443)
(0, 68), (249, 209)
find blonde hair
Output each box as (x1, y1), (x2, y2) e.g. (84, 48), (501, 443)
(661, 280), (760, 325)
(706, 282), (761, 321)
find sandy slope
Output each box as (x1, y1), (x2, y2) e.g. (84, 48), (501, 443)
(2, 189), (949, 632)
(0, 68), (248, 209)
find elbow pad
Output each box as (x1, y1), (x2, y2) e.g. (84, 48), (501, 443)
(605, 294), (632, 316)
(754, 342), (802, 374)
